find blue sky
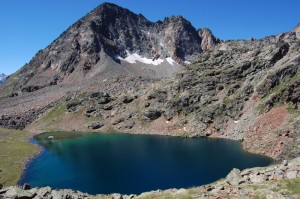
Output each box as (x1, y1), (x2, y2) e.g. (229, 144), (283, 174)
(0, 0), (300, 75)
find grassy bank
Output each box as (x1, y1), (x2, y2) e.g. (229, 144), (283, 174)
(0, 128), (39, 186)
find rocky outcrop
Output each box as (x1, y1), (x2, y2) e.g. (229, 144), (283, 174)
(198, 28), (221, 51)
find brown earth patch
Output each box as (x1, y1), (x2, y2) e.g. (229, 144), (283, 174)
(242, 105), (292, 159)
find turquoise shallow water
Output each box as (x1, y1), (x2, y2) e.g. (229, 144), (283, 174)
(19, 133), (272, 194)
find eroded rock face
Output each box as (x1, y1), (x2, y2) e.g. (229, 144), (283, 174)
(198, 28), (221, 51)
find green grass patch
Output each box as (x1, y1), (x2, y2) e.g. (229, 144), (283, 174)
(0, 128), (39, 186)
(277, 178), (300, 195)
(38, 103), (66, 124)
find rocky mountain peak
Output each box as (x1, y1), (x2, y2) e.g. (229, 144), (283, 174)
(0, 73), (7, 84)
(292, 23), (300, 39)
(292, 23), (300, 32)
(198, 28), (221, 51)
(2, 3), (222, 96)
(89, 2), (148, 23)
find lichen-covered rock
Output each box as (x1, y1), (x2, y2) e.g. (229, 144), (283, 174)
(226, 168), (244, 185)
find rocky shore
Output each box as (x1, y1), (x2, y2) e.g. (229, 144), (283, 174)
(1, 157), (299, 199)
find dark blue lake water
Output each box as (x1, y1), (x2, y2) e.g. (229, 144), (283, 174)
(19, 133), (272, 194)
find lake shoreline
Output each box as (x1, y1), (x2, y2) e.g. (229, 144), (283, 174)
(19, 132), (272, 195)
(3, 156), (300, 198)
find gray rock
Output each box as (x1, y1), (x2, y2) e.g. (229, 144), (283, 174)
(286, 171), (298, 179)
(112, 193), (123, 199)
(88, 123), (104, 129)
(142, 109), (162, 121)
(249, 173), (267, 183)
(22, 183), (31, 190)
(112, 117), (125, 125)
(35, 186), (51, 197)
(51, 190), (63, 199)
(282, 160), (288, 166)
(122, 96), (134, 104)
(226, 168), (244, 185)
(4, 186), (35, 199)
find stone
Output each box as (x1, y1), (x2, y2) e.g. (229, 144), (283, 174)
(112, 193), (123, 199)
(226, 168), (244, 185)
(112, 117), (125, 125)
(122, 96), (134, 104)
(98, 97), (112, 104)
(240, 170), (251, 176)
(85, 107), (96, 114)
(90, 92), (110, 99)
(282, 160), (288, 166)
(88, 123), (104, 129)
(142, 109), (162, 121)
(249, 173), (267, 183)
(22, 183), (31, 190)
(4, 186), (35, 199)
(0, 187), (9, 194)
(286, 171), (298, 179)
(51, 190), (63, 199)
(35, 186), (51, 197)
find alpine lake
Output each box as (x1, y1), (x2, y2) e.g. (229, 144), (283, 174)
(19, 132), (272, 195)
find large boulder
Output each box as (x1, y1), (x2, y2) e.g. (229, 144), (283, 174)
(226, 168), (244, 185)
(142, 109), (162, 121)
(88, 122), (104, 129)
(4, 186), (35, 199)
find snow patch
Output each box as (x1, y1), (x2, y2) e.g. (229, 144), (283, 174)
(166, 57), (176, 66)
(118, 51), (164, 65)
(118, 51), (178, 66)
